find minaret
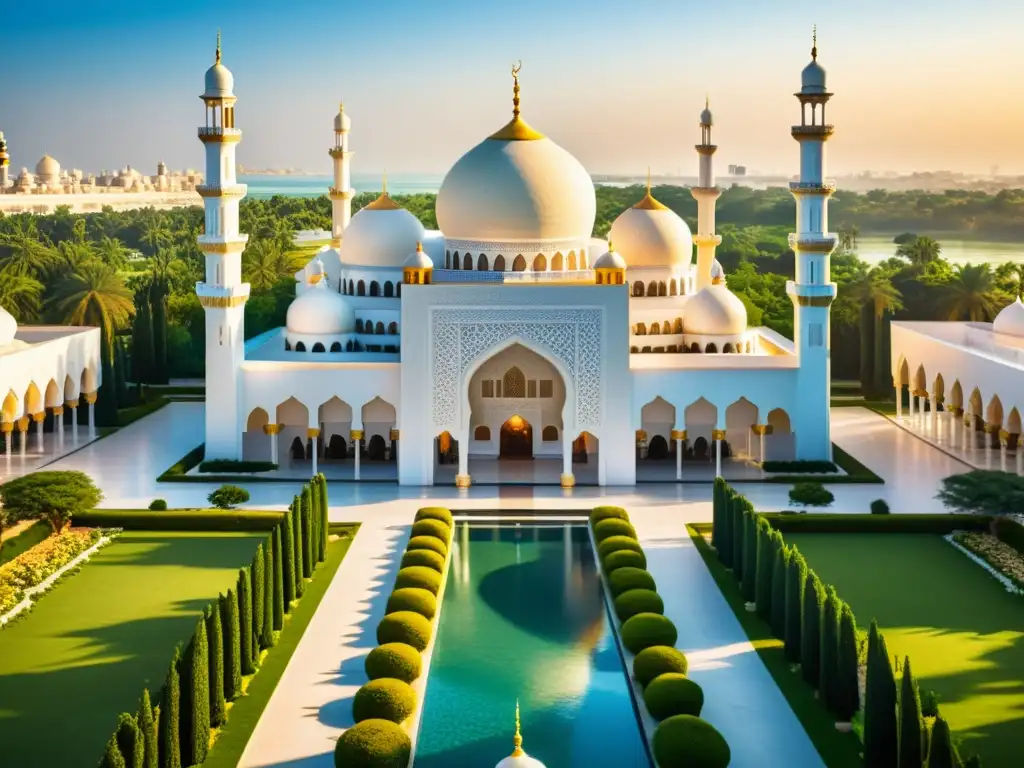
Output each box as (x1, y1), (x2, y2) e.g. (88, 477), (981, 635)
(0, 132), (9, 189)
(329, 103), (354, 247)
(787, 27), (837, 460)
(196, 32), (250, 460)
(691, 98), (722, 292)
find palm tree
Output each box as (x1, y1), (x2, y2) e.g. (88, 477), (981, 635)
(943, 263), (1003, 321)
(896, 235), (942, 266)
(139, 217), (170, 256)
(843, 270), (903, 395)
(0, 270), (44, 321)
(995, 262), (1024, 299)
(95, 236), (130, 270)
(0, 232), (54, 278)
(50, 262), (134, 354)
(243, 240), (293, 291)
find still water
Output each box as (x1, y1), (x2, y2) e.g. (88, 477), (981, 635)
(856, 235), (1024, 265)
(240, 174), (443, 199)
(414, 523), (650, 767)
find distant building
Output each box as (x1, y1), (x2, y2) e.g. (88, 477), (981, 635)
(727, 165), (747, 176)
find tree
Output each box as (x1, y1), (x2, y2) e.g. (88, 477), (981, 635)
(272, 526), (285, 629)
(711, 478), (725, 552)
(819, 586), (841, 713)
(317, 473), (329, 562)
(115, 712), (144, 768)
(0, 470), (102, 533)
(262, 537), (276, 648)
(253, 543), (266, 651)
(238, 567), (255, 675)
(801, 572), (824, 687)
(100, 735), (127, 768)
(138, 689), (158, 768)
(180, 618), (210, 766)
(741, 509), (758, 603)
(205, 603), (226, 728)
(842, 269), (904, 396)
(208, 484), (250, 509)
(51, 260), (134, 348)
(836, 603), (860, 723)
(242, 240), (293, 292)
(865, 621), (899, 768)
(220, 589), (242, 701)
(926, 716), (960, 768)
(158, 647), (182, 768)
(291, 495), (305, 597)
(282, 513), (296, 608)
(788, 482), (835, 510)
(771, 543), (789, 639)
(784, 549), (807, 663)
(942, 263), (1002, 321)
(0, 269), (44, 321)
(937, 470), (1024, 533)
(131, 290), (155, 385)
(730, 494), (744, 575)
(899, 656), (925, 768)
(896, 235), (942, 266)
(754, 520), (775, 620)
(301, 484), (313, 578)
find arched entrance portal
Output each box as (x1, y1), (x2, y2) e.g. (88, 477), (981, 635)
(499, 415), (533, 459)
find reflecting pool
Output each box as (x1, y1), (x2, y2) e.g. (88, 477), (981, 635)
(414, 523), (650, 767)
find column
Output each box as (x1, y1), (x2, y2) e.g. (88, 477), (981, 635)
(928, 396), (937, 439)
(263, 423), (280, 464)
(454, 426), (469, 488)
(390, 428), (400, 466)
(351, 428), (364, 482)
(561, 430), (574, 488)
(671, 429), (685, 481)
(2, 423), (12, 462)
(909, 390), (916, 426)
(16, 417), (28, 457)
(1017, 440), (1023, 475)
(966, 412), (974, 458)
(85, 391), (97, 435)
(308, 428), (320, 475)
(999, 431), (1008, 472)
(54, 406), (64, 446)
(895, 383), (903, 421)
(68, 399), (79, 442)
(713, 428), (725, 479)
(32, 412), (45, 452)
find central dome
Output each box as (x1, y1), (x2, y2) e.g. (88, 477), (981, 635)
(608, 179), (693, 269)
(338, 184), (425, 268)
(436, 69), (596, 243)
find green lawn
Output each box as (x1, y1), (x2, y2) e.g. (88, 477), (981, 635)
(0, 521), (50, 565)
(787, 533), (1024, 767)
(0, 530), (265, 768)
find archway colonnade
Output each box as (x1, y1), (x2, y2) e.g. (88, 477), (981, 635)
(445, 250), (590, 273)
(895, 356), (1024, 473)
(2, 368), (98, 460)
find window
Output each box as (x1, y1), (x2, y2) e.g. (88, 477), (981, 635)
(809, 261), (815, 283)
(376, 321), (385, 334)
(527, 380), (537, 398)
(542, 426), (559, 442)
(384, 282), (394, 297)
(474, 425), (491, 440)
(295, 341), (306, 352)
(355, 319), (364, 333)
(503, 366), (526, 398)
(388, 322), (399, 335)
(330, 342), (342, 352)
(539, 380), (553, 398)
(370, 282), (380, 297)
(495, 380), (501, 397)
(809, 322), (824, 347)
(312, 342), (325, 353)
(482, 380), (494, 398)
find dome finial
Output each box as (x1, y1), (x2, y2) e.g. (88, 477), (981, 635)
(646, 166), (652, 195)
(511, 61), (522, 120)
(705, 94), (710, 110)
(382, 167), (387, 196)
(216, 30), (222, 64)
(511, 699), (525, 757)
(811, 25), (817, 60)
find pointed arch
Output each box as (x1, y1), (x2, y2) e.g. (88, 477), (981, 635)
(24, 382), (42, 414)
(913, 364), (927, 393)
(494, 254), (506, 272)
(633, 282), (645, 297)
(512, 255), (527, 272)
(1, 390), (19, 422)
(451, 252), (460, 270)
(950, 379), (963, 409)
(44, 379), (61, 408)
(357, 280), (366, 296)
(384, 281), (394, 297)
(463, 253), (473, 270)
(551, 252), (563, 271)
(533, 254), (547, 272)
(246, 407), (270, 432)
(987, 394), (1004, 428)
(568, 252), (577, 271)
(502, 366), (526, 398)
(276, 396), (309, 426)
(767, 408), (791, 433)
(1007, 407), (1022, 435)
(477, 253), (489, 271)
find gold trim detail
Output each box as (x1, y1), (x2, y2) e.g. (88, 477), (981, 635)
(196, 185), (246, 198)
(16, 416), (29, 431)
(350, 429), (364, 440)
(31, 412), (45, 423)
(307, 428), (321, 439)
(751, 424), (775, 436)
(263, 424), (281, 435)
(633, 167), (669, 211)
(198, 132), (242, 144)
(52, 406), (64, 416)
(1, 422), (13, 433)
(792, 239), (837, 253)
(198, 294), (248, 308)
(197, 240), (247, 254)
(65, 398), (79, 408)
(712, 429), (726, 441)
(670, 429), (687, 441)
(328, 187), (355, 200)
(984, 423), (999, 434)
(560, 473), (575, 488)
(364, 170), (403, 210)
(83, 391), (98, 405)
(635, 429), (648, 442)
(390, 429), (400, 440)
(510, 699), (525, 757)
(791, 295), (834, 307)
(488, 62), (545, 141)
(952, 407), (964, 417)
(455, 473), (472, 488)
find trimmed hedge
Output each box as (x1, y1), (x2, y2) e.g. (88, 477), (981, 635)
(386, 588), (437, 620)
(198, 459), (277, 473)
(414, 507), (453, 527)
(406, 535), (448, 557)
(71, 509), (284, 531)
(759, 512), (991, 534)
(593, 518), (638, 544)
(333, 719), (411, 768)
(763, 460), (838, 474)
(400, 548), (445, 573)
(598, 535), (645, 561)
(602, 549), (647, 572)
(590, 506), (630, 525)
(394, 566), (442, 595)
(377, 611), (432, 651)
(365, 643), (422, 684)
(608, 567), (657, 597)
(410, 519), (451, 544)
(633, 645), (689, 687)
(995, 516), (1024, 555)
(644, 673), (705, 720)
(621, 613), (678, 654)
(352, 678), (416, 724)
(652, 715), (731, 768)
(614, 588), (665, 622)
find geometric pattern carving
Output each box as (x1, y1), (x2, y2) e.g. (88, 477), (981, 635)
(445, 237), (586, 255)
(431, 308), (602, 431)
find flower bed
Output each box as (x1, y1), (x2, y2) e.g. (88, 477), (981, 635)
(0, 528), (103, 615)
(949, 532), (1024, 594)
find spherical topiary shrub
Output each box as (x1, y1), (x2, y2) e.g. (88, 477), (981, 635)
(386, 587), (437, 620)
(148, 498), (167, 511)
(334, 718), (411, 768)
(652, 715), (730, 768)
(400, 548), (445, 573)
(415, 507), (453, 527)
(598, 535), (645, 561)
(614, 588), (665, 622)
(621, 613), (678, 654)
(407, 535), (447, 557)
(644, 673), (705, 720)
(394, 566), (442, 595)
(411, 518), (451, 545)
(593, 517), (638, 544)
(633, 645), (690, 687)
(603, 549), (647, 573)
(364, 643), (422, 683)
(376, 611), (432, 651)
(590, 506), (630, 525)
(352, 678), (417, 724)
(609, 567), (657, 597)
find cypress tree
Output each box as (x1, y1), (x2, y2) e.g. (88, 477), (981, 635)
(181, 619), (210, 767)
(819, 586), (841, 712)
(711, 478), (723, 550)
(837, 603), (860, 723)
(717, 485), (732, 567)
(272, 526), (285, 630)
(899, 656), (925, 768)
(97, 331), (120, 425)
(238, 568), (255, 675)
(116, 712), (144, 768)
(131, 290), (155, 385)
(253, 543), (266, 648)
(309, 478), (320, 570)
(754, 520), (775, 619)
(865, 621), (900, 768)
(221, 590), (242, 700)
(784, 550), (807, 662)
(926, 717), (958, 768)
(101, 735), (128, 768)
(730, 494), (744, 576)
(301, 484), (314, 578)
(771, 543), (789, 638)
(150, 280), (169, 385)
(262, 536), (277, 647)
(292, 495), (305, 596)
(741, 509), (758, 603)
(114, 336), (130, 406)
(158, 647), (181, 768)
(205, 603), (226, 728)
(318, 472), (329, 562)
(801, 572), (824, 687)
(138, 689), (158, 768)
(282, 512), (296, 608)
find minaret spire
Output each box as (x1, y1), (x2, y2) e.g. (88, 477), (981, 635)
(811, 25), (817, 60)
(511, 61), (522, 120)
(511, 699), (525, 757)
(692, 97), (722, 291)
(328, 99), (355, 244)
(215, 30), (222, 64)
(488, 62), (545, 141)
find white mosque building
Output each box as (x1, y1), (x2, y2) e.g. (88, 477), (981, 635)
(199, 35), (838, 487)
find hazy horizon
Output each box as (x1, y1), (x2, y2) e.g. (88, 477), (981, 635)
(5, 0), (1023, 178)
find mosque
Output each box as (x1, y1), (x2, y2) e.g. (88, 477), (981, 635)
(198, 34), (838, 487)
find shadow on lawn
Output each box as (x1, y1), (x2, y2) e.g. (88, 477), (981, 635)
(91, 533), (264, 568)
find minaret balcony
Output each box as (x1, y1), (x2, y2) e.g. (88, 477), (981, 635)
(791, 124), (835, 139)
(788, 233), (838, 253)
(198, 127), (243, 143)
(789, 181), (835, 194)
(328, 187), (355, 200)
(197, 234), (248, 254)
(694, 144), (718, 155)
(786, 280), (837, 306)
(197, 183), (247, 198)
(196, 282), (250, 308)
(328, 147), (352, 159)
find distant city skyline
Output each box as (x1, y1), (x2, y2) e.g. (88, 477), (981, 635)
(5, 0), (1023, 178)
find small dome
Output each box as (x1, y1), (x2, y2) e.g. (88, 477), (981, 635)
(35, 154), (60, 178)
(710, 259), (725, 283)
(339, 195), (425, 268)
(0, 305), (17, 345)
(608, 185), (693, 269)
(801, 60), (827, 94)
(203, 35), (234, 99)
(286, 283), (355, 335)
(594, 245), (626, 270)
(685, 283), (747, 336)
(495, 754), (546, 768)
(334, 104), (351, 132)
(700, 103), (713, 126)
(405, 242), (434, 269)
(993, 296), (1024, 338)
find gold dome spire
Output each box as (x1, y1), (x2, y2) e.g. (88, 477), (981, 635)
(365, 168), (402, 211)
(489, 62), (545, 142)
(811, 24), (818, 61)
(511, 699), (525, 757)
(215, 30), (222, 64)
(633, 166), (669, 211)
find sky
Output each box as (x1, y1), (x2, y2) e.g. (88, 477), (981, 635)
(4, 0), (1023, 178)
